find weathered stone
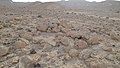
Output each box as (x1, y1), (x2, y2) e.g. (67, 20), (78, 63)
(91, 50), (108, 59)
(0, 46), (9, 57)
(89, 61), (106, 68)
(14, 17), (23, 21)
(0, 25), (3, 29)
(79, 49), (92, 59)
(51, 27), (60, 33)
(66, 31), (84, 39)
(29, 54), (41, 62)
(110, 30), (120, 41)
(116, 54), (120, 61)
(88, 35), (101, 45)
(42, 43), (52, 52)
(60, 20), (72, 29)
(14, 39), (29, 49)
(106, 54), (115, 61)
(36, 23), (48, 32)
(33, 36), (56, 46)
(20, 32), (33, 41)
(69, 49), (78, 57)
(102, 46), (112, 52)
(75, 40), (88, 49)
(19, 55), (34, 68)
(60, 37), (69, 46)
(12, 56), (19, 64)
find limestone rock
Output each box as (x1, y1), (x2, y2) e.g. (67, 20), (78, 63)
(110, 30), (120, 41)
(33, 36), (56, 46)
(88, 61), (106, 68)
(0, 46), (9, 57)
(69, 49), (78, 57)
(36, 23), (48, 32)
(67, 31), (84, 39)
(79, 49), (92, 59)
(75, 40), (88, 49)
(14, 39), (29, 49)
(60, 37), (70, 46)
(87, 35), (101, 45)
(90, 50), (108, 59)
(19, 32), (33, 41)
(19, 55), (34, 68)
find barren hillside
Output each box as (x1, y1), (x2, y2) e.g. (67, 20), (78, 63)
(0, 0), (120, 68)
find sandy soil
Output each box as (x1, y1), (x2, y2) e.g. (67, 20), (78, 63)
(0, 0), (120, 68)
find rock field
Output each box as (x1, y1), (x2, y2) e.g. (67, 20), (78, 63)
(0, 0), (120, 68)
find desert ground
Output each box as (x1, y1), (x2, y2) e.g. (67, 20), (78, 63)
(0, 0), (120, 68)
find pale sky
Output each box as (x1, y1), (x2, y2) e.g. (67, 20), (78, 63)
(12, 0), (120, 2)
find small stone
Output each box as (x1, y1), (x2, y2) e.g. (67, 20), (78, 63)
(91, 51), (108, 59)
(0, 46), (9, 57)
(14, 40), (28, 49)
(0, 25), (3, 29)
(106, 54), (115, 61)
(75, 40), (88, 49)
(36, 23), (48, 32)
(66, 31), (84, 39)
(60, 20), (72, 29)
(102, 46), (112, 52)
(116, 54), (120, 61)
(87, 35), (101, 45)
(60, 37), (69, 46)
(51, 27), (60, 33)
(110, 30), (120, 41)
(42, 43), (52, 52)
(12, 56), (19, 64)
(79, 49), (92, 59)
(20, 32), (33, 41)
(14, 17), (23, 21)
(69, 49), (78, 57)
(89, 61), (105, 68)
(19, 55), (34, 68)
(29, 54), (41, 62)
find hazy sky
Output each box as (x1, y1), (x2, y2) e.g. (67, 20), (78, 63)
(12, 0), (120, 2)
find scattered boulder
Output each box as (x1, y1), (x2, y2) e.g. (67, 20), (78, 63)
(19, 55), (34, 68)
(69, 49), (78, 57)
(87, 35), (102, 45)
(110, 30), (120, 41)
(33, 36), (56, 46)
(66, 31), (85, 39)
(79, 49), (92, 59)
(51, 27), (60, 33)
(59, 36), (70, 46)
(14, 17), (24, 21)
(36, 23), (48, 32)
(0, 46), (9, 57)
(106, 54), (115, 61)
(75, 40), (88, 49)
(90, 50), (108, 59)
(88, 61), (106, 68)
(19, 32), (33, 41)
(14, 38), (29, 49)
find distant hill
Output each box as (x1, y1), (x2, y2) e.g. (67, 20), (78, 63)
(0, 0), (12, 3)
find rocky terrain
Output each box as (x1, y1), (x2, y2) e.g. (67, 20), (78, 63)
(0, 0), (120, 68)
